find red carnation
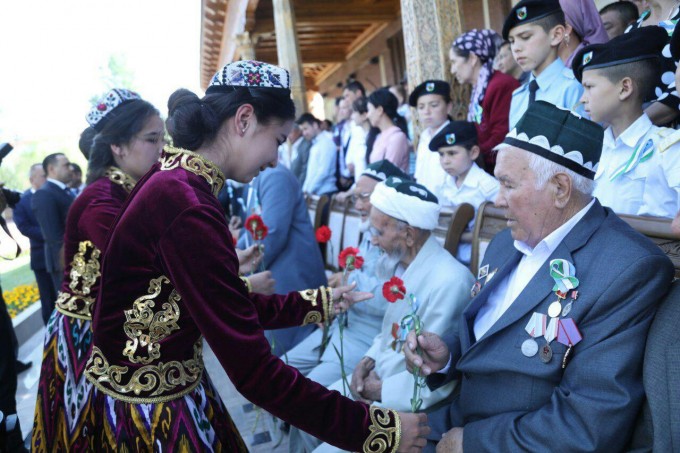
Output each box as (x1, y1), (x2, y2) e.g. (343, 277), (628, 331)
(245, 214), (268, 241)
(382, 277), (406, 303)
(338, 247), (364, 271)
(316, 225), (332, 243)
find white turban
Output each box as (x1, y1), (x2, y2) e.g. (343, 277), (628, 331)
(370, 177), (440, 230)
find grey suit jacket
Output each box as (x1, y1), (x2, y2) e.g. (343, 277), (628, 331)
(428, 200), (674, 452)
(238, 165), (326, 294)
(629, 279), (680, 452)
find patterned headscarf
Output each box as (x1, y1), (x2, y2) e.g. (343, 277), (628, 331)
(559, 0), (610, 68)
(452, 29), (501, 123)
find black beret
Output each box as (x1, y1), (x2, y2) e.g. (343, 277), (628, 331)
(502, 0), (562, 40)
(671, 20), (680, 62)
(429, 121), (478, 151)
(498, 101), (603, 179)
(572, 26), (667, 83)
(408, 80), (451, 107)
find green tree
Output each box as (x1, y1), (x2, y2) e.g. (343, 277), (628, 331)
(89, 53), (137, 104)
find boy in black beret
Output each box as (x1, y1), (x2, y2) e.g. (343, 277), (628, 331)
(410, 80), (453, 196)
(574, 26), (680, 219)
(429, 121), (499, 263)
(505, 0), (584, 128)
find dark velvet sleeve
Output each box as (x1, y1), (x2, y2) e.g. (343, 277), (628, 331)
(157, 204), (401, 452)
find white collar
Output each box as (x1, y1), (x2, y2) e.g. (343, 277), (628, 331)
(425, 119), (450, 139)
(513, 198), (595, 257)
(457, 162), (484, 189)
(47, 178), (67, 190)
(603, 113), (653, 149)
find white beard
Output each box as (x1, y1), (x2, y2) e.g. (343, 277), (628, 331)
(375, 246), (404, 281)
(359, 219), (370, 232)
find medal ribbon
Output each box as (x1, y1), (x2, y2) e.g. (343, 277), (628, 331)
(544, 318), (558, 343)
(525, 312), (547, 338)
(609, 138), (654, 181)
(557, 318), (583, 346)
(549, 259), (580, 294)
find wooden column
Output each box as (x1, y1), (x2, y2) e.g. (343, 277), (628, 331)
(235, 32), (257, 60)
(272, 0), (307, 114)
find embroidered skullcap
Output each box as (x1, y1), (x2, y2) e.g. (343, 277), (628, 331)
(502, 0), (562, 39)
(206, 60), (291, 95)
(495, 101), (603, 179)
(408, 80), (451, 107)
(573, 26), (667, 83)
(361, 160), (411, 182)
(86, 88), (141, 132)
(429, 121), (478, 151)
(370, 177), (440, 230)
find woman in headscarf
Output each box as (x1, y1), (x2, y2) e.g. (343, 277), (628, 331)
(80, 61), (428, 452)
(558, 0), (610, 68)
(449, 29), (519, 173)
(31, 89), (164, 451)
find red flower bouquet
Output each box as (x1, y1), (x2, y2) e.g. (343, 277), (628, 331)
(338, 247), (364, 271)
(383, 277), (406, 303)
(315, 225), (332, 243)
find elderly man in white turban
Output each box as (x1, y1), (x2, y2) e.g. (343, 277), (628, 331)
(307, 177), (475, 453)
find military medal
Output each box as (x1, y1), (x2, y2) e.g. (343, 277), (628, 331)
(477, 264), (489, 280)
(561, 290), (578, 317)
(556, 318), (583, 369)
(485, 268), (497, 284)
(523, 312), (547, 357)
(470, 281), (482, 298)
(539, 343), (553, 363)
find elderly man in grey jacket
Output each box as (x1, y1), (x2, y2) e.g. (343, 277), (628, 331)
(405, 101), (675, 452)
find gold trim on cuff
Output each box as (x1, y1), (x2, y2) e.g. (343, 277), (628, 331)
(363, 406), (401, 453)
(240, 276), (253, 293)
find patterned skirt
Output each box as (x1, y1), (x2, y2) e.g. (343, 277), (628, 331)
(32, 311), (95, 452)
(88, 373), (248, 452)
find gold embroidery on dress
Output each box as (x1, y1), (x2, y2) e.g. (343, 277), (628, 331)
(122, 276), (180, 365)
(299, 288), (318, 307)
(302, 311), (322, 326)
(160, 146), (225, 196)
(55, 240), (101, 320)
(104, 167), (136, 193)
(85, 339), (203, 404)
(363, 407), (401, 453)
(321, 286), (334, 323)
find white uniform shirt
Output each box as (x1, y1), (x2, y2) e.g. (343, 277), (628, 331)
(437, 162), (500, 264)
(594, 113), (680, 219)
(302, 130), (337, 195)
(345, 124), (368, 179)
(414, 120), (450, 194)
(473, 199), (595, 340)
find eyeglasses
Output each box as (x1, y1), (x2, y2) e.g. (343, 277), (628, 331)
(350, 192), (371, 205)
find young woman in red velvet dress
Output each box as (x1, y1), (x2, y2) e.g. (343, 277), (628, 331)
(82, 61), (430, 452)
(31, 89), (165, 451)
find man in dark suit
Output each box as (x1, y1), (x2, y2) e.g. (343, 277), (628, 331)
(404, 102), (674, 452)
(15, 163), (57, 325)
(31, 153), (74, 318)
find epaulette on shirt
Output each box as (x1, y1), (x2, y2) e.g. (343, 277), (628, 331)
(656, 127), (680, 153)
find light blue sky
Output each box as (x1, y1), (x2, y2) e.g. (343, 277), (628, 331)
(0, 0), (202, 148)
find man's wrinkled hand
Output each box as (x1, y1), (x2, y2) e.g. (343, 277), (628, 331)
(236, 244), (263, 275)
(350, 357), (374, 404)
(248, 271), (275, 295)
(404, 331), (450, 376)
(397, 412), (430, 452)
(436, 427), (463, 453)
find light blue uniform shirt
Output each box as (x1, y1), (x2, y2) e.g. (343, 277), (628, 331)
(509, 58), (584, 129)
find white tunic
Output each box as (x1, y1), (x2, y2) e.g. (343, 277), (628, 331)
(414, 120), (450, 195)
(594, 114), (680, 219)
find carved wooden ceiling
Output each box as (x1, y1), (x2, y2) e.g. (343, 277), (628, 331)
(200, 0), (401, 89)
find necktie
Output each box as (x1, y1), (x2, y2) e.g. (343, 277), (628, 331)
(528, 79), (539, 106)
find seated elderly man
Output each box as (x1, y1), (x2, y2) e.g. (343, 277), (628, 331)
(286, 160), (411, 452)
(307, 177), (475, 453)
(405, 101), (675, 452)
